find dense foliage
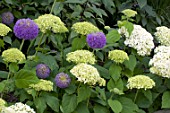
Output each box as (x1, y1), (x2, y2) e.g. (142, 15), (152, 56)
(0, 0), (170, 113)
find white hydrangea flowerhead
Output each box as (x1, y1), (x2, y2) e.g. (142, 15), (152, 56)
(66, 50), (96, 64)
(124, 24), (154, 56)
(70, 63), (105, 86)
(149, 46), (170, 78)
(1, 102), (35, 113)
(154, 26), (170, 46)
(127, 75), (155, 90)
(0, 98), (6, 111)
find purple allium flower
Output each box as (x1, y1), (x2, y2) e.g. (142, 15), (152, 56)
(86, 32), (106, 49)
(13, 18), (39, 40)
(1, 12), (14, 25)
(55, 72), (71, 88)
(36, 64), (50, 79)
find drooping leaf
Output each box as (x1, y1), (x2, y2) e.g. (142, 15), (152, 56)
(44, 95), (59, 112)
(108, 99), (122, 113)
(75, 102), (90, 113)
(34, 97), (47, 113)
(77, 86), (91, 104)
(124, 55), (136, 72)
(106, 30), (120, 44)
(109, 64), (122, 81)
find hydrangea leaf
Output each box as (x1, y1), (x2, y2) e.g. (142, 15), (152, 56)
(109, 64), (122, 81)
(77, 86), (91, 104)
(162, 91), (170, 108)
(108, 99), (122, 113)
(106, 29), (120, 44)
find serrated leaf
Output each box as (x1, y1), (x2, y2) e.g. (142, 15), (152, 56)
(106, 30), (120, 44)
(14, 69), (39, 88)
(124, 55), (136, 72)
(162, 91), (170, 108)
(109, 64), (122, 81)
(77, 86), (91, 104)
(108, 99), (122, 113)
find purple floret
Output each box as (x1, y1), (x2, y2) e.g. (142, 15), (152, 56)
(36, 64), (50, 79)
(1, 12), (14, 25)
(13, 18), (39, 40)
(86, 32), (106, 49)
(55, 72), (71, 88)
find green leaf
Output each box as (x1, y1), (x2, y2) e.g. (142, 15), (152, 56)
(93, 104), (110, 113)
(124, 55), (136, 72)
(77, 86), (91, 104)
(0, 82), (5, 93)
(0, 39), (5, 48)
(84, 11), (94, 18)
(107, 78), (124, 91)
(106, 30), (120, 44)
(4, 0), (13, 4)
(76, 102), (90, 113)
(72, 37), (86, 51)
(64, 0), (87, 4)
(62, 94), (77, 113)
(109, 64), (122, 81)
(142, 90), (152, 103)
(64, 84), (77, 94)
(9, 63), (19, 73)
(162, 91), (170, 108)
(0, 71), (8, 78)
(108, 99), (122, 113)
(137, 0), (147, 8)
(96, 51), (104, 61)
(94, 65), (110, 79)
(14, 69), (39, 88)
(3, 36), (12, 45)
(118, 97), (139, 113)
(118, 21), (134, 35)
(34, 97), (47, 113)
(44, 95), (59, 112)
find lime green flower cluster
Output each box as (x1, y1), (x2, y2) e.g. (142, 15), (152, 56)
(122, 9), (137, 18)
(0, 23), (11, 36)
(66, 50), (96, 64)
(2, 48), (25, 63)
(108, 50), (129, 63)
(0, 98), (6, 111)
(34, 14), (68, 33)
(72, 22), (99, 35)
(127, 75), (155, 90)
(29, 79), (53, 92)
(70, 63), (106, 86)
(154, 26), (170, 46)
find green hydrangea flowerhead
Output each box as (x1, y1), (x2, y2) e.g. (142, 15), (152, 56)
(127, 75), (155, 90)
(66, 50), (96, 64)
(0, 98), (6, 111)
(72, 21), (99, 35)
(34, 14), (68, 33)
(122, 9), (137, 18)
(154, 26), (170, 46)
(108, 50), (129, 63)
(29, 79), (53, 92)
(70, 63), (106, 86)
(2, 48), (26, 63)
(0, 23), (11, 36)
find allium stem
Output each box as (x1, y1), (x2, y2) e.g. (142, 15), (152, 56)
(19, 39), (25, 51)
(35, 33), (44, 55)
(134, 89), (139, 103)
(50, 0), (57, 14)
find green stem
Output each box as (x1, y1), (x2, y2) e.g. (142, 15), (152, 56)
(19, 39), (25, 51)
(50, 0), (57, 14)
(35, 33), (44, 55)
(134, 89), (139, 103)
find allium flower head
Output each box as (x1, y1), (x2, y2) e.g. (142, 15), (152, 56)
(149, 46), (170, 78)
(70, 63), (106, 86)
(55, 72), (71, 88)
(86, 32), (106, 49)
(1, 12), (14, 25)
(72, 21), (99, 35)
(122, 9), (137, 18)
(108, 50), (129, 63)
(154, 26), (170, 46)
(34, 14), (68, 33)
(127, 75), (155, 90)
(0, 23), (11, 36)
(2, 48), (25, 63)
(124, 24), (154, 56)
(29, 79), (53, 92)
(66, 50), (96, 64)
(0, 98), (6, 111)
(36, 64), (50, 78)
(1, 102), (35, 113)
(13, 18), (39, 40)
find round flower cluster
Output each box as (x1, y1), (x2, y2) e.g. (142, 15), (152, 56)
(34, 14), (68, 33)
(124, 24), (154, 56)
(122, 9), (137, 18)
(66, 50), (96, 64)
(0, 23), (11, 36)
(154, 26), (170, 46)
(71, 21), (99, 35)
(118, 26), (129, 37)
(55, 72), (71, 88)
(149, 46), (170, 78)
(1, 12), (14, 25)
(127, 75), (155, 90)
(1, 102), (35, 113)
(108, 50), (129, 63)
(36, 64), (50, 79)
(0, 98), (6, 111)
(29, 79), (53, 92)
(70, 63), (106, 86)
(13, 18), (39, 40)
(86, 32), (106, 49)
(2, 48), (25, 63)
